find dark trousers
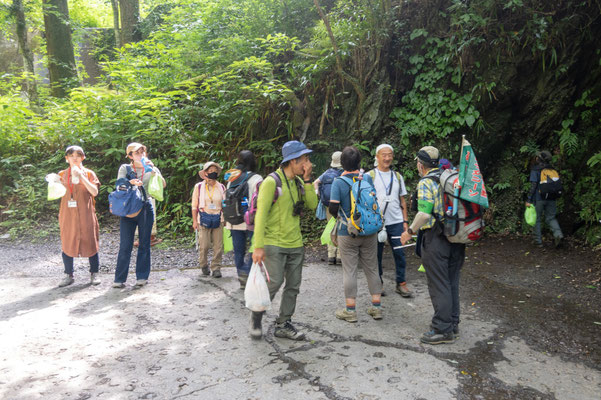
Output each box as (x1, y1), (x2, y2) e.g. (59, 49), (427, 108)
(421, 224), (465, 334)
(377, 222), (407, 284)
(115, 202), (154, 283)
(63, 252), (99, 275)
(232, 229), (253, 276)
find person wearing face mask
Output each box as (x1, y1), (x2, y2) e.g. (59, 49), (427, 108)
(113, 142), (166, 288)
(400, 146), (465, 345)
(55, 145), (101, 287)
(192, 162), (226, 278)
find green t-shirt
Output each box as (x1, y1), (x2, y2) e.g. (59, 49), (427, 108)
(253, 169), (318, 248)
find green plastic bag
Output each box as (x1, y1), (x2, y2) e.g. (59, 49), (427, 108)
(223, 228), (233, 254)
(524, 204), (537, 227)
(148, 174), (164, 201)
(321, 217), (337, 245)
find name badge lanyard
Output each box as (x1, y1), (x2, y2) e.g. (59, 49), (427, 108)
(67, 167), (79, 207)
(205, 181), (217, 209)
(377, 170), (394, 220)
(132, 162), (148, 201)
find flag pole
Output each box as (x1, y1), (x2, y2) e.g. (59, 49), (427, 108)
(452, 135), (465, 218)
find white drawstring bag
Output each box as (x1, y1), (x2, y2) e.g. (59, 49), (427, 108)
(244, 262), (271, 312)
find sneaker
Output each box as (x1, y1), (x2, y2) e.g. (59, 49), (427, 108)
(553, 237), (562, 248)
(250, 311), (263, 339)
(336, 258), (342, 265)
(112, 282), (125, 288)
(90, 273), (101, 286)
(366, 307), (383, 320)
(335, 308), (358, 323)
(328, 257), (336, 265)
(201, 266), (210, 276)
(420, 329), (455, 345)
(274, 320), (305, 341)
(134, 279), (147, 287)
(534, 241), (543, 248)
(58, 274), (74, 288)
(212, 269), (222, 278)
(396, 282), (413, 298)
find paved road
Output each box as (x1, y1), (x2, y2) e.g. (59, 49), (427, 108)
(1, 262), (599, 399)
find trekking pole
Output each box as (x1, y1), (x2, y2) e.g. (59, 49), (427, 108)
(393, 243), (416, 249)
(195, 228), (199, 251)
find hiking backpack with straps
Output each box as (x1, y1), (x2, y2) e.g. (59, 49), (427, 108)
(421, 169), (484, 244)
(222, 172), (255, 225)
(538, 168), (563, 200)
(319, 168), (342, 206)
(338, 175), (383, 237)
(244, 171), (305, 229)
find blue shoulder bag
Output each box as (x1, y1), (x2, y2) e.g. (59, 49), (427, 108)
(108, 166), (146, 217)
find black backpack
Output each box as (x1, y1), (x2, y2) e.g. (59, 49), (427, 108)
(538, 168), (563, 200)
(319, 168), (342, 206)
(222, 173), (254, 225)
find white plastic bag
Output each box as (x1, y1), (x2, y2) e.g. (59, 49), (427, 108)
(377, 227), (388, 243)
(244, 262), (271, 312)
(46, 173), (66, 201)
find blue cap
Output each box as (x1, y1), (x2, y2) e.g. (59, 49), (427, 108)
(281, 140), (313, 163)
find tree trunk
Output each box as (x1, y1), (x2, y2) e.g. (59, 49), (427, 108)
(110, 0), (121, 48)
(13, 0), (38, 105)
(119, 0), (141, 45)
(42, 0), (78, 97)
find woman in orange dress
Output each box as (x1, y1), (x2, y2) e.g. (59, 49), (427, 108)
(56, 145), (101, 287)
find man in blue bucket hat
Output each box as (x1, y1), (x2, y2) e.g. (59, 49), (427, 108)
(250, 141), (318, 340)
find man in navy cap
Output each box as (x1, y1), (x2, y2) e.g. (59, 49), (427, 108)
(250, 141), (318, 340)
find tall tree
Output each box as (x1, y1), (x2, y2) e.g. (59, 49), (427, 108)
(42, 0), (78, 97)
(13, 0), (38, 105)
(118, 0), (141, 46)
(110, 0), (121, 47)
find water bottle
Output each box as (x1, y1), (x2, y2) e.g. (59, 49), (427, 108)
(140, 156), (154, 173)
(241, 197), (249, 212)
(444, 206), (456, 236)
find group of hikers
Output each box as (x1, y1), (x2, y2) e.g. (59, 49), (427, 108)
(51, 140), (562, 346)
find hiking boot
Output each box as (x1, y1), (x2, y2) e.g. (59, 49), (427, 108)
(250, 311), (263, 340)
(112, 282), (125, 289)
(420, 329), (455, 345)
(134, 279), (147, 287)
(336, 258), (342, 265)
(534, 241), (543, 248)
(366, 307), (383, 320)
(453, 324), (460, 339)
(335, 308), (358, 323)
(395, 282), (413, 298)
(328, 257), (336, 265)
(201, 266), (210, 276)
(554, 237), (562, 248)
(58, 274), (74, 288)
(90, 273), (101, 286)
(274, 320), (305, 341)
(238, 274), (248, 290)
(212, 269), (222, 278)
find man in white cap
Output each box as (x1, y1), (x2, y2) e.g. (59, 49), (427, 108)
(250, 140), (318, 341)
(368, 144), (411, 297)
(401, 146), (465, 345)
(313, 151), (343, 264)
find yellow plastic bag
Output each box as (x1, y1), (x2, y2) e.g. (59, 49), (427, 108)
(524, 204), (536, 227)
(223, 228), (233, 254)
(321, 217), (337, 245)
(148, 174), (164, 201)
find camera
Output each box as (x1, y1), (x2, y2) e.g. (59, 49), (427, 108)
(292, 200), (304, 217)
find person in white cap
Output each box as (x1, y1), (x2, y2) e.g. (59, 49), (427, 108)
(313, 151), (343, 264)
(367, 144), (412, 298)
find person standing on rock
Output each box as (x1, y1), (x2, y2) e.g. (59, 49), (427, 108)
(526, 150), (564, 248)
(367, 144), (412, 298)
(401, 146), (464, 345)
(250, 141), (318, 340)
(329, 146), (383, 323)
(192, 162), (226, 278)
(313, 151), (343, 265)
(224, 151), (263, 288)
(55, 145), (101, 287)
(113, 142), (166, 288)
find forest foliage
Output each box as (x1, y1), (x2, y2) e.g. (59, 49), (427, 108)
(0, 0), (600, 245)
